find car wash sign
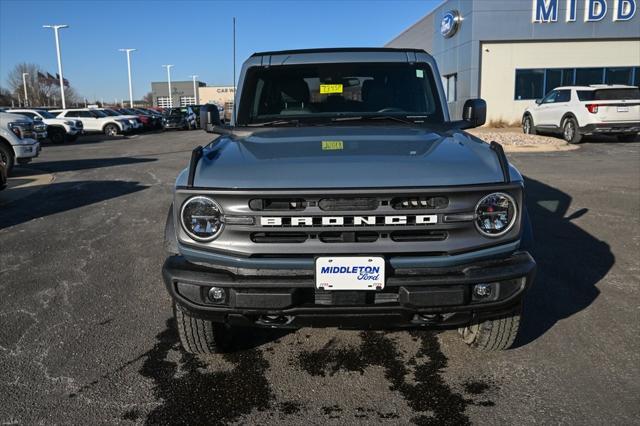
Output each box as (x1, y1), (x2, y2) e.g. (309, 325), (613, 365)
(533, 0), (636, 22)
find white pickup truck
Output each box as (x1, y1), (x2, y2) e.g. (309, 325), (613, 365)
(9, 109), (83, 144)
(0, 112), (41, 174)
(51, 108), (132, 136)
(523, 85), (640, 144)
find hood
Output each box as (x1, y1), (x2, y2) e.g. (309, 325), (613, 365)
(181, 126), (518, 189)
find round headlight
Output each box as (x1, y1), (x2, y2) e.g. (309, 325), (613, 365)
(180, 196), (224, 241)
(474, 192), (517, 237)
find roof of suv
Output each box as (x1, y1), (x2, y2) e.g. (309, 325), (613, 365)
(554, 84), (637, 91)
(250, 47), (428, 57)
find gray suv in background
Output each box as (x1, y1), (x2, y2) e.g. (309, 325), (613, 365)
(163, 48), (536, 353)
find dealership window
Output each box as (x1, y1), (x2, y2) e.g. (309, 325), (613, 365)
(157, 96), (172, 108)
(180, 96), (196, 106)
(443, 74), (457, 102)
(515, 66), (638, 100)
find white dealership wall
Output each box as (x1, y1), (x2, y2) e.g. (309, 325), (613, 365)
(198, 86), (235, 106)
(387, 0), (640, 124)
(481, 39), (640, 122)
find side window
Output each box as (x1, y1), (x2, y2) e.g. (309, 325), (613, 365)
(65, 111), (78, 117)
(17, 112), (36, 119)
(556, 90), (571, 103)
(541, 91), (557, 104)
(78, 111), (93, 118)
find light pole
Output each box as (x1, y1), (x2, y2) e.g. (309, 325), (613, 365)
(43, 24), (69, 109)
(22, 73), (29, 107)
(119, 48), (136, 107)
(162, 65), (174, 107)
(189, 74), (199, 105)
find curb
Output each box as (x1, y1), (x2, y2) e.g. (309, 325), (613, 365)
(502, 143), (580, 153)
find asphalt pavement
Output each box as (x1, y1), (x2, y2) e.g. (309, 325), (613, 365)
(0, 131), (638, 425)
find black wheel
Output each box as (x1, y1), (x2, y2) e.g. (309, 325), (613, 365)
(0, 143), (15, 175)
(49, 129), (65, 144)
(174, 302), (229, 354)
(617, 133), (638, 142)
(458, 304), (521, 351)
(104, 124), (119, 137)
(562, 117), (583, 144)
(522, 115), (536, 135)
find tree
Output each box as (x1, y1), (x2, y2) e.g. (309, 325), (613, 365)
(6, 62), (80, 107)
(142, 92), (153, 106)
(0, 86), (15, 106)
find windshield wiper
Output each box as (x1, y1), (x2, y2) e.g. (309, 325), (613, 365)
(247, 119), (300, 127)
(330, 115), (426, 125)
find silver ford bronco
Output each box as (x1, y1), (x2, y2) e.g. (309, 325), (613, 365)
(163, 48), (536, 353)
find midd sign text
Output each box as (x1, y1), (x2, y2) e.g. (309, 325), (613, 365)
(533, 0), (637, 22)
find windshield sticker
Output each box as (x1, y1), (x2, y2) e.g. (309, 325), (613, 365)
(320, 84), (344, 95)
(322, 140), (344, 150)
(416, 69), (424, 78)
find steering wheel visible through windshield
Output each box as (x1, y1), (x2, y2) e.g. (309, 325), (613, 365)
(237, 62), (444, 126)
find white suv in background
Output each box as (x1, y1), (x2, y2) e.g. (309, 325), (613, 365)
(522, 85), (640, 144)
(9, 109), (83, 144)
(51, 108), (132, 136)
(93, 108), (142, 131)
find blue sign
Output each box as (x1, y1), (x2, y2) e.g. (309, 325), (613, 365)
(533, 0), (637, 22)
(440, 10), (461, 38)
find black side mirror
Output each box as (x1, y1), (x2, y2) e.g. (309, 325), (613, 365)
(461, 98), (486, 129)
(200, 104), (221, 133)
(535, 99), (542, 105)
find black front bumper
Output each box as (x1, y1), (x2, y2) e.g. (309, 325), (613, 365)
(580, 122), (640, 134)
(163, 251), (536, 329)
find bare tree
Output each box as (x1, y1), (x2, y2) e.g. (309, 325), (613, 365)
(0, 86), (16, 106)
(6, 62), (80, 107)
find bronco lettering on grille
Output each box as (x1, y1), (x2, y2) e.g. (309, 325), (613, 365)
(259, 215), (437, 226)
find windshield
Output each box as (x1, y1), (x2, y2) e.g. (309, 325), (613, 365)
(38, 110), (56, 119)
(91, 110), (107, 118)
(101, 109), (119, 116)
(120, 108), (136, 115)
(238, 62), (444, 125)
(165, 108), (182, 116)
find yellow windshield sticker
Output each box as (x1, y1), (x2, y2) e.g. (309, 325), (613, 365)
(322, 140), (344, 150)
(320, 84), (343, 95)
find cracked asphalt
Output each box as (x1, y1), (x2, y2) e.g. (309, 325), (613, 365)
(0, 131), (638, 425)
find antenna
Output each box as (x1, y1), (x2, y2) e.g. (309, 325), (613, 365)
(232, 17), (236, 125)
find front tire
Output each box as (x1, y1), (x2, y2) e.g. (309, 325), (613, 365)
(49, 128), (66, 144)
(617, 133), (637, 142)
(104, 124), (119, 137)
(522, 115), (536, 135)
(458, 304), (521, 351)
(0, 144), (15, 175)
(562, 117), (583, 144)
(174, 303), (228, 354)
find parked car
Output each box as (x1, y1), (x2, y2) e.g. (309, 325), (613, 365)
(136, 108), (164, 129)
(161, 108), (187, 130)
(163, 47), (536, 355)
(522, 84), (640, 143)
(0, 158), (7, 191)
(130, 108), (161, 129)
(8, 108), (83, 143)
(32, 119), (48, 141)
(0, 112), (40, 174)
(51, 108), (132, 136)
(95, 108), (143, 131)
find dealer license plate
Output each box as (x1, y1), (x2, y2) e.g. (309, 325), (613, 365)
(315, 256), (385, 290)
(617, 106), (629, 112)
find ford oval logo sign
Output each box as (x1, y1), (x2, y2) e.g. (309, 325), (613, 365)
(440, 10), (461, 38)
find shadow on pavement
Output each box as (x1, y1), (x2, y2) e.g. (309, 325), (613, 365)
(28, 156), (156, 174)
(514, 177), (614, 347)
(0, 180), (148, 229)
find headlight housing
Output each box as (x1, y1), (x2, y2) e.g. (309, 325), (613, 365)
(474, 192), (517, 237)
(180, 196), (224, 241)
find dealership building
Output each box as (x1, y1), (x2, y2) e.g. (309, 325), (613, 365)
(387, 0), (640, 123)
(151, 80), (206, 108)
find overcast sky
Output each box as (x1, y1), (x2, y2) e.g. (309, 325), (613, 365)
(0, 0), (439, 101)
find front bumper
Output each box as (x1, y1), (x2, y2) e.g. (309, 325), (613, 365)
(13, 139), (40, 159)
(163, 251), (536, 329)
(581, 122), (640, 134)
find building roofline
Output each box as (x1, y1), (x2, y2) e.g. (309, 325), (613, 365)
(385, 0), (448, 46)
(250, 47), (428, 57)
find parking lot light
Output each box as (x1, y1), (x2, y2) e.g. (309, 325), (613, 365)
(119, 48), (137, 108)
(42, 24), (69, 109)
(22, 73), (29, 107)
(162, 64), (174, 108)
(189, 74), (199, 105)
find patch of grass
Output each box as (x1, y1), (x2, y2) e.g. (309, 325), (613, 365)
(487, 119), (521, 128)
